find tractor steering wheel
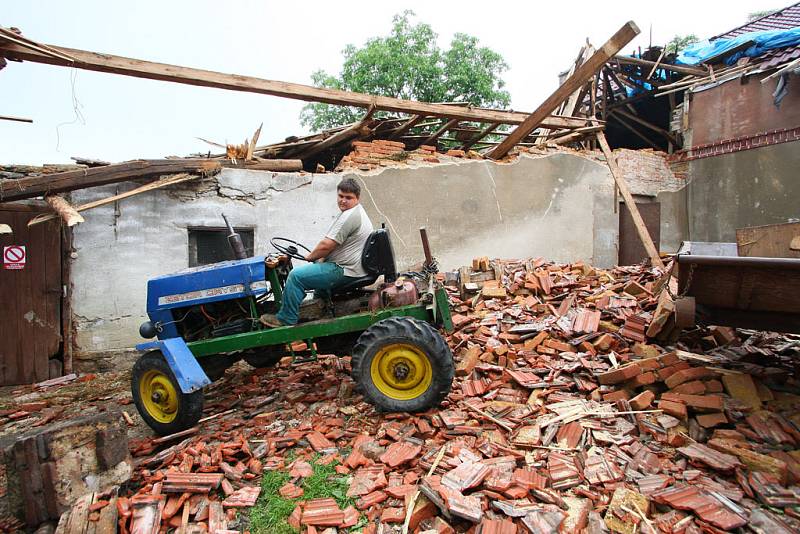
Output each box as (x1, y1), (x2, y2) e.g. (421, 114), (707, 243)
(270, 237), (312, 261)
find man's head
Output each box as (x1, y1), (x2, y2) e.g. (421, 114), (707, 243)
(336, 178), (361, 211)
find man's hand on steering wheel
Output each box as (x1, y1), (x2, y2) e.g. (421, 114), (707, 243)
(270, 237), (312, 261)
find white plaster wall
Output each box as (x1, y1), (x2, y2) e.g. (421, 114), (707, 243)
(69, 152), (619, 362)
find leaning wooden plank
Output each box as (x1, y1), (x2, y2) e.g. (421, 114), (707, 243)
(596, 130), (664, 268)
(45, 194), (84, 226)
(27, 174), (199, 227)
(1, 159), (221, 202)
(488, 21), (640, 160)
(0, 39), (587, 130)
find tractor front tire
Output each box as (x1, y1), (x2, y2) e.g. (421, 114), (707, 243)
(132, 351), (204, 436)
(351, 317), (454, 412)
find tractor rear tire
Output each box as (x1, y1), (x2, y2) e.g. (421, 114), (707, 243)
(351, 317), (453, 413)
(132, 351), (204, 436)
(243, 346), (286, 368)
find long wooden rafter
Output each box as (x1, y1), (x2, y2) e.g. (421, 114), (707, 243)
(0, 35), (589, 131)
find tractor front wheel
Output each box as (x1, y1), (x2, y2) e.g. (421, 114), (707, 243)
(132, 351), (204, 436)
(351, 317), (454, 412)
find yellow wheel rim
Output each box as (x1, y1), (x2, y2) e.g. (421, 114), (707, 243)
(370, 343), (433, 401)
(140, 370), (179, 423)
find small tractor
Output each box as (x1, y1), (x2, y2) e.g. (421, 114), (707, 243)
(132, 215), (455, 435)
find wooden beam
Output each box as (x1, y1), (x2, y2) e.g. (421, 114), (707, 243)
(595, 130), (664, 268)
(613, 55), (707, 77)
(421, 119), (459, 146)
(461, 122), (499, 151)
(1, 159), (219, 202)
(487, 21), (640, 160)
(0, 40), (588, 130)
(388, 115), (425, 140)
(1, 158), (301, 202)
(549, 125), (605, 145)
(44, 195), (84, 226)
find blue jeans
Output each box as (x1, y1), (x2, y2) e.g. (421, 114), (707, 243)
(276, 262), (345, 325)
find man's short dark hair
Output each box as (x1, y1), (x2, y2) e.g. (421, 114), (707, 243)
(337, 178), (361, 197)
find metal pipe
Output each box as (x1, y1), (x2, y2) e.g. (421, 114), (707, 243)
(221, 212), (247, 260)
(419, 227), (433, 265)
(676, 254), (800, 270)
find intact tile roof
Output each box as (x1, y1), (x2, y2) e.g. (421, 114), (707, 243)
(712, 2), (800, 68)
(714, 2), (800, 39)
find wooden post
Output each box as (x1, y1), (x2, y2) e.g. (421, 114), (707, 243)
(487, 21), (640, 160)
(596, 130), (664, 268)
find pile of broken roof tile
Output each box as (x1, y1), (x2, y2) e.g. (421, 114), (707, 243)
(119, 257), (800, 533)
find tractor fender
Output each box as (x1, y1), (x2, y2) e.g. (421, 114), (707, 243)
(135, 338), (211, 394)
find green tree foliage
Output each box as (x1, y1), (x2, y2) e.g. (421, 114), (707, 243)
(748, 9), (779, 22)
(300, 11), (510, 131)
(666, 34), (700, 55)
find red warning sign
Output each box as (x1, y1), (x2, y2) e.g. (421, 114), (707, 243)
(3, 245), (26, 270)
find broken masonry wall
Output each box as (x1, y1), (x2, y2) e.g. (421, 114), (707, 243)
(347, 153), (618, 271)
(685, 141), (800, 242)
(67, 152), (682, 367)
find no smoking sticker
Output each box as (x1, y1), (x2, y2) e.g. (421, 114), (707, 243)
(3, 245), (26, 270)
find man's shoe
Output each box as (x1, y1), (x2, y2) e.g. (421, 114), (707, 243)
(259, 313), (285, 328)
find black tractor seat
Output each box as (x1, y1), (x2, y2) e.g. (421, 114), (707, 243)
(330, 228), (397, 295)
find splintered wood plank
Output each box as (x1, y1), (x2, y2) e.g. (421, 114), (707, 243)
(488, 21), (640, 159)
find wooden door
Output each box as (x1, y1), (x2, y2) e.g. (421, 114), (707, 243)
(619, 201), (661, 266)
(0, 204), (62, 385)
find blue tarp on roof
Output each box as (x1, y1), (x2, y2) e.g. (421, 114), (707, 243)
(676, 27), (800, 66)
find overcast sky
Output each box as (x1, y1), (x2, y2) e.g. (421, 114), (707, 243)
(0, 0), (781, 165)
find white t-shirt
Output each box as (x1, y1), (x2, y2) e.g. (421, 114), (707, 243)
(324, 204), (374, 277)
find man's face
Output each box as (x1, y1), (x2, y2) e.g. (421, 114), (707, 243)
(337, 190), (359, 211)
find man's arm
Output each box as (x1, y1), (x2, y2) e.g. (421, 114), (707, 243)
(305, 237), (338, 262)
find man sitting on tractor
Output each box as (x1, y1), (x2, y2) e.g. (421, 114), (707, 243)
(260, 177), (374, 327)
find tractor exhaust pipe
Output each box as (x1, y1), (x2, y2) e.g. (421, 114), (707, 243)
(221, 213), (247, 260)
(419, 227), (433, 266)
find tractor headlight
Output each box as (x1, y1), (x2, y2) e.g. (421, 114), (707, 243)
(139, 321), (157, 339)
